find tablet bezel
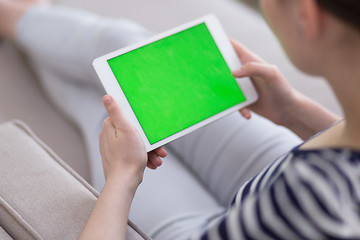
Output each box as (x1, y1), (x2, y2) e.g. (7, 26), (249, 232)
(93, 15), (258, 152)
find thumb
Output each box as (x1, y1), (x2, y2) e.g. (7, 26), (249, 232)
(233, 62), (276, 79)
(103, 95), (125, 128)
(230, 39), (263, 64)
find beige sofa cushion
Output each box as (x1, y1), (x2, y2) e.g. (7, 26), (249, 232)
(0, 226), (13, 240)
(0, 120), (150, 240)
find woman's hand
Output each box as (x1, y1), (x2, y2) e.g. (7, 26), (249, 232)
(80, 95), (167, 240)
(231, 40), (340, 139)
(99, 95), (167, 189)
(231, 39), (299, 125)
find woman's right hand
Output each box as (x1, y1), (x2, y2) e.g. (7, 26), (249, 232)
(231, 39), (300, 125)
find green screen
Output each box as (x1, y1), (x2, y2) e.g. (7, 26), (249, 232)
(107, 23), (246, 144)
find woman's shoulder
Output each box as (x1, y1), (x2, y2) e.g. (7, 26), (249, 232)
(226, 147), (360, 239)
(194, 147), (360, 240)
(288, 147), (360, 190)
(235, 147), (360, 206)
(292, 147), (360, 162)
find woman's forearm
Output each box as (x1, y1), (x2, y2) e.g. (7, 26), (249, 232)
(79, 173), (138, 240)
(280, 92), (341, 140)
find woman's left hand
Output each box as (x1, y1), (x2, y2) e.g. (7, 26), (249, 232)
(99, 95), (167, 188)
(80, 95), (166, 240)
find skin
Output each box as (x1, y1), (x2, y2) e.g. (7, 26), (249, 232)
(79, 95), (167, 240)
(239, 0), (360, 151)
(2, 0), (360, 239)
(232, 41), (339, 140)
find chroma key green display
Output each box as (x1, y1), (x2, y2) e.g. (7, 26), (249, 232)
(107, 23), (246, 144)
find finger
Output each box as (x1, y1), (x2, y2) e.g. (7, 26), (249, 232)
(230, 39), (264, 64)
(148, 151), (163, 167)
(148, 158), (162, 169)
(99, 131), (104, 156)
(103, 95), (126, 129)
(233, 62), (278, 79)
(147, 160), (157, 170)
(102, 117), (116, 137)
(99, 130), (107, 166)
(153, 147), (167, 158)
(239, 108), (252, 120)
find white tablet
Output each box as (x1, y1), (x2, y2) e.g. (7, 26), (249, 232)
(93, 15), (258, 152)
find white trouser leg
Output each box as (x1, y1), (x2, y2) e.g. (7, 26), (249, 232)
(14, 6), (226, 239)
(131, 113), (301, 239)
(130, 150), (226, 240)
(167, 112), (302, 206)
(16, 4), (151, 95)
(15, 4), (152, 190)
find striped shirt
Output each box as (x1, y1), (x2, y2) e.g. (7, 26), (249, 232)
(195, 148), (360, 240)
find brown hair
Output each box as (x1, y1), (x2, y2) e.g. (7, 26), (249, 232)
(316, 0), (360, 31)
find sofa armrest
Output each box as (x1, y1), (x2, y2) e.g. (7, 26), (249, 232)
(0, 226), (13, 240)
(0, 120), (150, 240)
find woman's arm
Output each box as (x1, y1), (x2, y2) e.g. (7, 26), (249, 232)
(78, 174), (138, 240)
(231, 40), (340, 140)
(79, 95), (166, 240)
(278, 91), (339, 140)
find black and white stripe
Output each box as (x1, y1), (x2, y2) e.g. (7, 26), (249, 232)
(194, 149), (360, 240)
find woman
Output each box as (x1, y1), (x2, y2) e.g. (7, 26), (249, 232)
(1, 0), (359, 239)
(82, 0), (360, 239)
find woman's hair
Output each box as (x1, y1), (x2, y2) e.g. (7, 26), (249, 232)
(316, 0), (360, 31)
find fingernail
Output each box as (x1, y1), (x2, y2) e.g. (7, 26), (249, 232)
(232, 68), (243, 77)
(103, 95), (112, 105)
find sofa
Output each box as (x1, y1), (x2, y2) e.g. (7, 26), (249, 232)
(0, 120), (150, 239)
(0, 0), (342, 239)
